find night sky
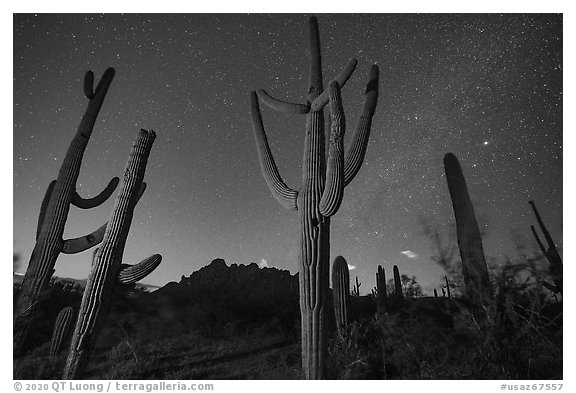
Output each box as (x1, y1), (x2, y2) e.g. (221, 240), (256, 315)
(13, 14), (562, 294)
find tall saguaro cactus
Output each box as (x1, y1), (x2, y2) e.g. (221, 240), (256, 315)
(443, 153), (493, 313)
(63, 129), (157, 379)
(14, 68), (118, 355)
(529, 200), (562, 294)
(332, 256), (350, 337)
(249, 16), (379, 379)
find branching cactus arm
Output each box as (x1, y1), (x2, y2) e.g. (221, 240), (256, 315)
(256, 89), (310, 114)
(61, 182), (147, 254)
(311, 57), (358, 111)
(319, 81), (345, 217)
(117, 254), (162, 285)
(250, 92), (299, 211)
(343, 64), (379, 187)
(71, 177), (120, 209)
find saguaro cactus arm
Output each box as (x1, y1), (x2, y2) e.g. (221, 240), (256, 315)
(250, 91), (299, 211)
(311, 58), (358, 111)
(83, 68), (115, 101)
(71, 177), (120, 209)
(530, 225), (547, 255)
(319, 81), (345, 217)
(256, 89), (310, 114)
(61, 224), (106, 254)
(528, 200), (562, 294)
(117, 254), (162, 285)
(36, 180), (57, 240)
(529, 200), (557, 248)
(61, 182), (147, 254)
(343, 64), (380, 187)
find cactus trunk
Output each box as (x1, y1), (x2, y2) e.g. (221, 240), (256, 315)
(14, 68), (117, 356)
(444, 153), (493, 315)
(332, 256), (350, 337)
(63, 129), (156, 379)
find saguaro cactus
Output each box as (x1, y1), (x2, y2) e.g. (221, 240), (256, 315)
(14, 68), (119, 355)
(63, 129), (157, 379)
(249, 16), (379, 379)
(393, 265), (403, 299)
(49, 307), (75, 357)
(444, 153), (493, 314)
(444, 276), (451, 299)
(529, 200), (562, 294)
(376, 265), (387, 314)
(332, 256), (350, 337)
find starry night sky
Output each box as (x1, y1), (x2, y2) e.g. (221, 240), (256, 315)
(13, 14), (562, 294)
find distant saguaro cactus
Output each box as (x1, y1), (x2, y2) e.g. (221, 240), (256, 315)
(376, 265), (388, 314)
(332, 256), (350, 337)
(529, 200), (562, 294)
(250, 16), (379, 379)
(393, 265), (403, 299)
(444, 153), (493, 316)
(14, 68), (119, 356)
(63, 129), (158, 379)
(49, 307), (75, 357)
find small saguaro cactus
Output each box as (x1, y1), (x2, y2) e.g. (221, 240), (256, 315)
(393, 265), (403, 299)
(249, 16), (379, 379)
(14, 68), (119, 356)
(444, 276), (452, 299)
(529, 200), (562, 294)
(443, 153), (493, 316)
(332, 256), (350, 337)
(63, 129), (157, 379)
(352, 276), (362, 297)
(376, 265), (388, 314)
(49, 307), (75, 357)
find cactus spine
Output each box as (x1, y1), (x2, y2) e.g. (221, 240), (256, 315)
(376, 265), (388, 314)
(249, 16), (378, 379)
(49, 307), (75, 357)
(332, 256), (350, 337)
(14, 68), (119, 356)
(63, 129), (157, 379)
(443, 153), (493, 314)
(529, 200), (562, 294)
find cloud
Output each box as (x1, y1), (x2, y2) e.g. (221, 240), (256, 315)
(348, 264), (357, 271)
(400, 250), (418, 259)
(258, 258), (269, 268)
